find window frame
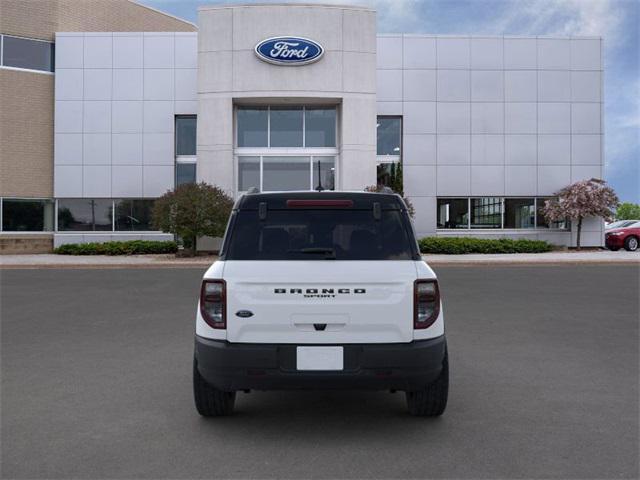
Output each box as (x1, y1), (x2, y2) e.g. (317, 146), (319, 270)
(175, 115), (197, 186)
(237, 153), (337, 193)
(435, 197), (571, 230)
(235, 105), (339, 194)
(0, 34), (55, 75)
(235, 105), (338, 149)
(0, 197), (55, 232)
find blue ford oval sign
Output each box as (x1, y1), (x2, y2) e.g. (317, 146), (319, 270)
(255, 37), (324, 66)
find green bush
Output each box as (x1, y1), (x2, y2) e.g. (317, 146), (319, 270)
(418, 237), (553, 254)
(54, 240), (178, 256)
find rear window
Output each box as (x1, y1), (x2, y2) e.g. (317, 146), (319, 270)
(223, 209), (417, 260)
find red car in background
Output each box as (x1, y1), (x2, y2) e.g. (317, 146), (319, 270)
(605, 221), (640, 251)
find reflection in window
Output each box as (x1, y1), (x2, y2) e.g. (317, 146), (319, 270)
(176, 163), (196, 187)
(377, 117), (401, 156)
(57, 199), (112, 231)
(1, 35), (54, 72)
(471, 197), (502, 229)
(114, 199), (155, 231)
(237, 107), (268, 147)
(504, 198), (535, 228)
(238, 156), (260, 191)
(312, 157), (335, 191)
(2, 199), (54, 231)
(437, 199), (469, 229)
(269, 107), (303, 147)
(263, 156), (309, 191)
(305, 108), (336, 147)
(536, 198), (569, 229)
(175, 116), (196, 156)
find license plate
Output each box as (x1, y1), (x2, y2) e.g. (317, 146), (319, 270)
(296, 346), (344, 371)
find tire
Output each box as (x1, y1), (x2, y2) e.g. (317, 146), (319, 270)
(624, 236), (639, 252)
(193, 358), (236, 416)
(406, 348), (449, 417)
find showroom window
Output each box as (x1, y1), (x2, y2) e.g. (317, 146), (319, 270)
(54, 199), (158, 232)
(504, 198), (535, 229)
(114, 199), (155, 231)
(471, 197), (502, 229)
(1, 198), (54, 231)
(57, 199), (112, 231)
(436, 197), (569, 229)
(235, 106), (337, 192)
(1, 34), (54, 73)
(536, 197), (569, 229)
(376, 117), (402, 189)
(175, 116), (196, 186)
(437, 198), (469, 229)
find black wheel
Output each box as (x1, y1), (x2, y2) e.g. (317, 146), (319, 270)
(624, 236), (639, 252)
(406, 348), (449, 417)
(193, 358), (236, 416)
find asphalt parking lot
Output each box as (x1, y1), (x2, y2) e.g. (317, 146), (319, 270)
(1, 265), (638, 479)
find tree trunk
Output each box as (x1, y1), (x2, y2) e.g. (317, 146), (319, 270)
(576, 217), (582, 250)
(191, 236), (197, 257)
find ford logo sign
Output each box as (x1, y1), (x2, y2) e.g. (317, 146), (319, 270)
(255, 36), (324, 66)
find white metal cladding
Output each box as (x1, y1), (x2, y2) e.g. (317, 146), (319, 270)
(376, 35), (603, 244)
(53, 32), (198, 199)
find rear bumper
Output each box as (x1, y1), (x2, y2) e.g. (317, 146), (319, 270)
(194, 335), (447, 392)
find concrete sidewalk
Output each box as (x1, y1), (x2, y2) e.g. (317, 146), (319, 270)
(1, 250), (639, 268)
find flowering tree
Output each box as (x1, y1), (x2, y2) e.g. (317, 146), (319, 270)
(152, 182), (233, 256)
(543, 178), (619, 250)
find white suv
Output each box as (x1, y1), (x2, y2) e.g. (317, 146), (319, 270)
(193, 192), (448, 416)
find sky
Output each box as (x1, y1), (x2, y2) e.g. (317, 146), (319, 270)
(141, 0), (639, 203)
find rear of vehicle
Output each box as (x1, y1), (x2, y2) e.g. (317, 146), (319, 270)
(193, 192), (448, 416)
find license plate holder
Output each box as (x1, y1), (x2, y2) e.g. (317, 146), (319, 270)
(296, 346), (344, 371)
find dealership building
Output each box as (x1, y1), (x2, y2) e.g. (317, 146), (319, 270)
(0, 1), (605, 252)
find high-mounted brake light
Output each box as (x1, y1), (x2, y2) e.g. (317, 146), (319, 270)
(414, 279), (440, 329)
(200, 279), (226, 329)
(286, 199), (354, 208)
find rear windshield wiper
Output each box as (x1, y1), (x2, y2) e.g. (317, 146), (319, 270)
(288, 247), (336, 259)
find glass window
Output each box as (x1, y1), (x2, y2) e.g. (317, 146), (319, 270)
(437, 198), (469, 229)
(2, 35), (54, 72)
(270, 107), (303, 147)
(312, 157), (335, 191)
(504, 198), (535, 229)
(237, 107), (268, 147)
(57, 199), (112, 231)
(225, 210), (415, 261)
(238, 156), (260, 191)
(114, 199), (155, 231)
(471, 197), (502, 229)
(2, 199), (54, 231)
(176, 163), (196, 187)
(305, 107), (336, 147)
(175, 116), (196, 156)
(536, 198), (568, 229)
(263, 156), (309, 191)
(377, 117), (401, 156)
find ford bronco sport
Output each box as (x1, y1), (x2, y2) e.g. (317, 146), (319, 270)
(193, 191), (448, 416)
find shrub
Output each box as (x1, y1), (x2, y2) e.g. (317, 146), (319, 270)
(418, 237), (553, 254)
(54, 240), (178, 255)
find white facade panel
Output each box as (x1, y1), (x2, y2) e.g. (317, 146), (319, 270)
(471, 135), (504, 165)
(54, 32), (196, 200)
(436, 38), (470, 69)
(504, 38), (537, 69)
(538, 103), (570, 134)
(402, 36), (436, 69)
(505, 71), (537, 102)
(437, 70), (470, 101)
(471, 71), (503, 101)
(470, 38), (503, 69)
(437, 103), (470, 134)
(403, 70), (436, 101)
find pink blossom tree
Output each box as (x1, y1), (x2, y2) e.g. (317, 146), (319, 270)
(543, 178), (619, 250)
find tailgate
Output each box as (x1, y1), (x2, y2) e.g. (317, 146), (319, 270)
(223, 260), (417, 344)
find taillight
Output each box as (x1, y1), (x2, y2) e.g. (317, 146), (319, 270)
(200, 279), (226, 329)
(414, 279), (440, 329)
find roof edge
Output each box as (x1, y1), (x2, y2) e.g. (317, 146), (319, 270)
(129, 0), (198, 30)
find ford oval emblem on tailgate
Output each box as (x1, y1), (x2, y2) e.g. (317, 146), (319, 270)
(236, 310), (254, 318)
